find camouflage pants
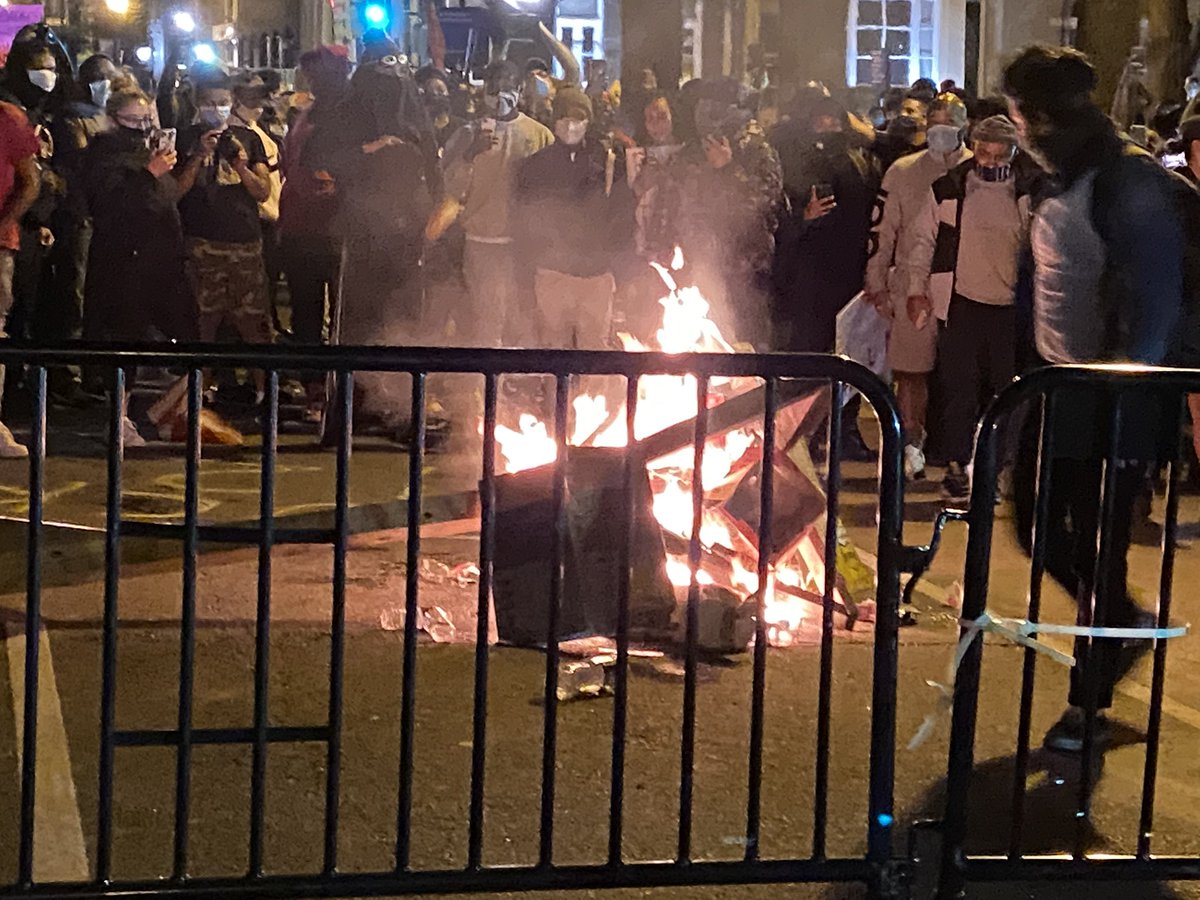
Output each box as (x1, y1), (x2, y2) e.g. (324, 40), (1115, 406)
(186, 238), (272, 344)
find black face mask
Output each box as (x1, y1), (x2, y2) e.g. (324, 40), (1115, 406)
(889, 115), (921, 140)
(117, 123), (152, 148)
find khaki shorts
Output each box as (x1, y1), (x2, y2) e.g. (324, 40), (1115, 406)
(888, 290), (938, 374)
(187, 237), (272, 344)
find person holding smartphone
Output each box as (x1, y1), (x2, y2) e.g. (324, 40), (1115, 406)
(82, 85), (197, 446)
(173, 68), (273, 401)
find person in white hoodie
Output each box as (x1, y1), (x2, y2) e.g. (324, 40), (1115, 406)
(865, 92), (970, 480)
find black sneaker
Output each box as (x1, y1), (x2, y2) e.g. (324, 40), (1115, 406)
(1043, 706), (1112, 754)
(942, 462), (971, 503)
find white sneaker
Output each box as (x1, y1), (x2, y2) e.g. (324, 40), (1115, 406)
(903, 444), (926, 481)
(122, 416), (147, 449)
(0, 422), (28, 459)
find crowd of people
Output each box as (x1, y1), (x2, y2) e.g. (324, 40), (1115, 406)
(0, 21), (1190, 752)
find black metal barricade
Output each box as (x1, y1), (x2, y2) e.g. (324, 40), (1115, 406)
(0, 344), (918, 900)
(937, 364), (1200, 899)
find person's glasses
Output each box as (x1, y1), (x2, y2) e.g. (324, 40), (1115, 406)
(117, 115), (154, 129)
(377, 54), (401, 67)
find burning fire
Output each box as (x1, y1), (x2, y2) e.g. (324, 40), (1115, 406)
(492, 250), (843, 646)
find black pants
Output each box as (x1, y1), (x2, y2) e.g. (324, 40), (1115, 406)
(1012, 410), (1146, 710)
(932, 294), (1017, 465)
(283, 233), (340, 348)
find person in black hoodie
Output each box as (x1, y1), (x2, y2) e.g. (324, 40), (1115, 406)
(770, 89), (879, 460)
(308, 32), (439, 434)
(83, 85), (197, 445)
(516, 87), (628, 349)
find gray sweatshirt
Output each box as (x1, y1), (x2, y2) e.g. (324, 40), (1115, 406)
(443, 113), (554, 243)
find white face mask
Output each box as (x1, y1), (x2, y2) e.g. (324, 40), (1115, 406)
(28, 68), (57, 93)
(89, 80), (111, 110)
(555, 118), (587, 146)
(927, 124), (962, 154)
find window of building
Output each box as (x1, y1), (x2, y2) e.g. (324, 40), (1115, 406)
(848, 0), (936, 86)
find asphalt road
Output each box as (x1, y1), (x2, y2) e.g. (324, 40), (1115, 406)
(1, 397), (1200, 898)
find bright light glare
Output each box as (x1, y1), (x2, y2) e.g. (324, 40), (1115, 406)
(172, 10), (196, 32)
(134, 45), (153, 63)
(364, 3), (388, 25)
(192, 43), (217, 64)
(105, 0), (130, 13)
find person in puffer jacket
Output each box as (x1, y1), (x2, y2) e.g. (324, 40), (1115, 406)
(865, 92), (971, 481)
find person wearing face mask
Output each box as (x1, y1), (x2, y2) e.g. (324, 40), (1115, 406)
(1000, 46), (1187, 756)
(82, 86), (198, 446)
(281, 45), (351, 421)
(514, 87), (628, 349)
(441, 60), (552, 346)
(173, 70), (274, 401)
(308, 35), (441, 439)
(904, 114), (1042, 501)
(416, 65), (465, 152)
(40, 54), (123, 403)
(231, 72), (285, 336)
(872, 91), (929, 173)
(672, 78), (783, 347)
(770, 90), (879, 353)
(865, 93), (971, 481)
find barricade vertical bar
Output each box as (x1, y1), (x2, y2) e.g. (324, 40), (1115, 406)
(1074, 393), (1123, 857)
(468, 374), (498, 870)
(678, 373), (709, 865)
(813, 381), (843, 861)
(744, 377), (777, 862)
(396, 372), (426, 872)
(249, 370), (279, 877)
(937, 402), (1003, 899)
(869, 381), (905, 888)
(608, 375), (640, 867)
(323, 370), (353, 875)
(539, 374), (570, 869)
(17, 365), (46, 887)
(97, 367), (125, 884)
(1009, 394), (1057, 858)
(172, 369), (202, 882)
(1137, 393), (1185, 859)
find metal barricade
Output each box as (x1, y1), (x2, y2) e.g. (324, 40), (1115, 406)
(937, 364), (1200, 898)
(0, 344), (921, 900)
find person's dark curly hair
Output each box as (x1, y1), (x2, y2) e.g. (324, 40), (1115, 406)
(1002, 44), (1097, 117)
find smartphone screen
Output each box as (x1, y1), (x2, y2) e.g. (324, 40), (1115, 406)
(815, 182), (836, 202)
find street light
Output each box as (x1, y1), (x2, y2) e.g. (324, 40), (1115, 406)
(134, 45), (153, 64)
(172, 10), (196, 33)
(105, 0), (130, 13)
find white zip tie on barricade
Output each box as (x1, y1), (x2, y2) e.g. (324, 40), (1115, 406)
(907, 611), (1189, 751)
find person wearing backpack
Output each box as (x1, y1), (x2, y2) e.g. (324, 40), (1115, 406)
(1003, 45), (1186, 755)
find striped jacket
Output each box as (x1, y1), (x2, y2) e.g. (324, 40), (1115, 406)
(906, 154), (1043, 318)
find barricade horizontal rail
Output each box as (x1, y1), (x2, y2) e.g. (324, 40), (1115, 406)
(937, 364), (1200, 899)
(0, 343), (916, 899)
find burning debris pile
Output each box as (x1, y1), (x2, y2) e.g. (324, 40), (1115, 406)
(490, 251), (874, 653)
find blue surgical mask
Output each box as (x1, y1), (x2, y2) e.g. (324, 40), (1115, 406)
(89, 79), (111, 110)
(198, 104), (231, 131)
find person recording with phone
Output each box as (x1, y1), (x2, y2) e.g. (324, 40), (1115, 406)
(173, 69), (273, 401)
(442, 60), (552, 346)
(82, 85), (198, 447)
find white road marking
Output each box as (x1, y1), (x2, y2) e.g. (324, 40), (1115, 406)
(5, 625), (89, 882)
